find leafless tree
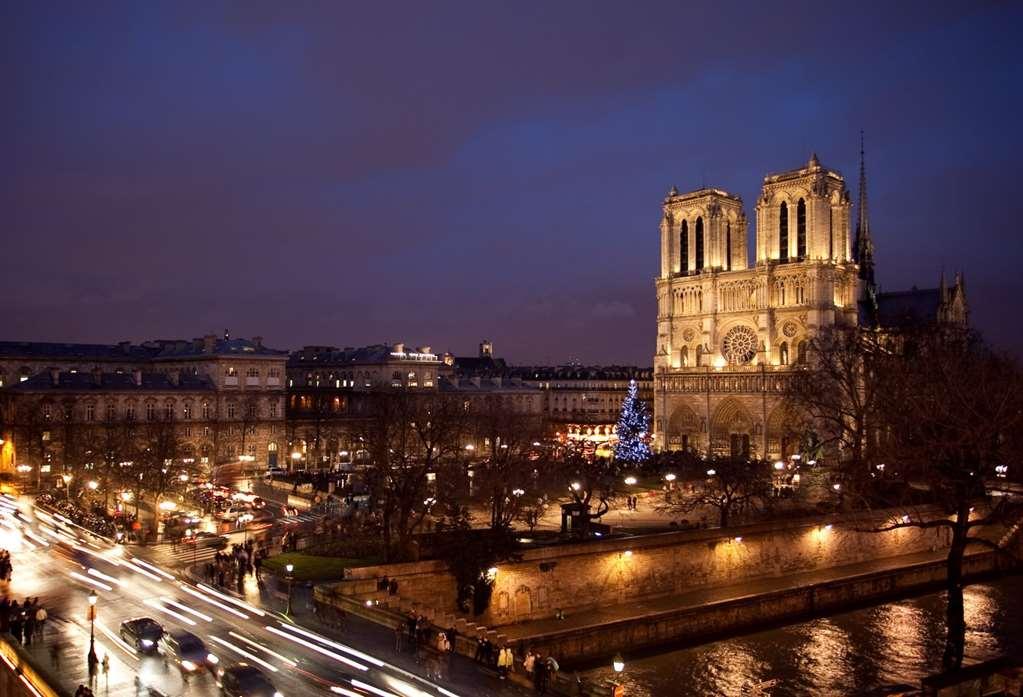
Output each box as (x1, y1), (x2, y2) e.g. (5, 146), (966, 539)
(658, 456), (771, 528)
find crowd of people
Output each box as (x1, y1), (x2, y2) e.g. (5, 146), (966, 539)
(202, 539), (268, 592)
(0, 595), (48, 647)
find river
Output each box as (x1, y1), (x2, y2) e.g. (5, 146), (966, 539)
(581, 575), (1023, 696)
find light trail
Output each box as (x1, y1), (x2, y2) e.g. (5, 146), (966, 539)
(178, 583), (249, 619)
(351, 679), (400, 697)
(69, 571), (113, 592)
(87, 568), (121, 586)
(94, 620), (139, 662)
(208, 635), (279, 673)
(161, 597), (213, 622)
(123, 559), (162, 582)
(23, 529), (49, 546)
(277, 621), (384, 667)
(227, 631), (297, 666)
(264, 625), (368, 672)
(196, 583), (265, 616)
(144, 598), (197, 626)
(130, 557), (176, 580)
(330, 688), (362, 697)
(72, 543), (120, 566)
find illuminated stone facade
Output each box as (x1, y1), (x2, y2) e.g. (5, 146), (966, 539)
(652, 152), (966, 458)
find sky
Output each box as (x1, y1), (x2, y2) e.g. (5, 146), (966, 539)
(4, 2), (1022, 366)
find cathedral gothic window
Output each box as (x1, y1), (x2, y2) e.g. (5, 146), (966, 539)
(726, 222), (732, 271)
(680, 220), (689, 273)
(797, 198), (807, 259)
(779, 202), (789, 262)
(695, 217), (704, 271)
(779, 342), (789, 365)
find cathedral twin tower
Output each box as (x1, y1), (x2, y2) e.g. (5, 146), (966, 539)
(651, 147), (962, 458)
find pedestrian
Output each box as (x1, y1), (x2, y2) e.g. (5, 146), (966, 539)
(497, 645), (513, 679)
(534, 655), (548, 694)
(393, 623), (404, 654)
(10, 601), (23, 643)
(35, 603), (47, 641)
(101, 653), (109, 688)
(24, 609), (35, 646)
(546, 654), (560, 687)
(474, 632), (485, 663)
(523, 648), (536, 678)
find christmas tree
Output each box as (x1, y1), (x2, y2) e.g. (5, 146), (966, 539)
(613, 379), (651, 463)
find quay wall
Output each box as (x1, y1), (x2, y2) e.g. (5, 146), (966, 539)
(332, 508), (952, 626)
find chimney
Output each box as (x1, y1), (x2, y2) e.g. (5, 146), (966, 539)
(49, 367), (60, 386)
(418, 346), (431, 355)
(479, 339), (493, 358)
(392, 342), (405, 355)
(493, 376), (502, 388)
(132, 369), (143, 387)
(253, 336), (263, 348)
(92, 367), (103, 387)
(118, 340), (132, 354)
(168, 370), (180, 387)
(442, 352), (455, 366)
(203, 334), (217, 353)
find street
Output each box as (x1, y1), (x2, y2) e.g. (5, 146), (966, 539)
(0, 493), (523, 697)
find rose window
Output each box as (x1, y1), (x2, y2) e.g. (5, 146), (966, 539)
(721, 326), (758, 365)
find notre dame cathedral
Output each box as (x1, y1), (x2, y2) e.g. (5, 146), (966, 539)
(652, 144), (967, 458)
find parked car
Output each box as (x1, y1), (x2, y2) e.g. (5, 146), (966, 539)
(160, 630), (217, 673)
(187, 531), (229, 549)
(218, 664), (282, 697)
(119, 617), (164, 653)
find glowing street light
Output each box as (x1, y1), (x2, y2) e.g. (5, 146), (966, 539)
(285, 564), (295, 615)
(87, 589), (98, 668)
(62, 473), (73, 502)
(178, 473), (189, 482)
(570, 482), (582, 492)
(706, 469), (716, 477)
(87, 480), (99, 490)
(624, 476), (637, 486)
(664, 473), (676, 482)
(773, 461), (785, 471)
(612, 653), (625, 674)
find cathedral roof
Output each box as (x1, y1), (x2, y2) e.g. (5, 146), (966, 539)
(868, 288), (942, 327)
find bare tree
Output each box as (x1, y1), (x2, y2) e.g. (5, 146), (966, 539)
(863, 327), (1023, 670)
(658, 456), (771, 528)
(361, 391), (468, 560)
(556, 443), (622, 536)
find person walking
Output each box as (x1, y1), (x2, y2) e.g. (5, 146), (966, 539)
(497, 645), (513, 679)
(523, 648), (536, 680)
(534, 654), (548, 694)
(393, 623), (404, 654)
(35, 602), (47, 641)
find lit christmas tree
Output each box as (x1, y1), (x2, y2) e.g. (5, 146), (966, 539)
(613, 379), (651, 463)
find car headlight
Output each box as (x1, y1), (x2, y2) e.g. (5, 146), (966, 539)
(181, 660), (197, 671)
(206, 653), (219, 664)
(141, 639), (154, 648)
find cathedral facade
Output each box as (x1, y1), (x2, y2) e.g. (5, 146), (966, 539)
(652, 150), (965, 459)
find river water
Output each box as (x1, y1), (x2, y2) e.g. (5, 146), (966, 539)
(582, 575), (1023, 696)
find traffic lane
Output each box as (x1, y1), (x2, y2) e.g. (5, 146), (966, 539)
(27, 532), (457, 697)
(11, 500), (467, 697)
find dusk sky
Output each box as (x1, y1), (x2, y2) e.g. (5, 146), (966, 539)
(5, 2), (1022, 365)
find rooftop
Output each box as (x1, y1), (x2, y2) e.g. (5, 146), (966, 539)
(7, 370), (216, 393)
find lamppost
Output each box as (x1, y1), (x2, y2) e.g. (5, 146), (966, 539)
(611, 652), (625, 695)
(87, 590), (98, 667)
(62, 473), (72, 502)
(285, 564), (295, 615)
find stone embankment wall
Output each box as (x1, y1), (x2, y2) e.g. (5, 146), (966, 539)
(333, 508), (952, 626)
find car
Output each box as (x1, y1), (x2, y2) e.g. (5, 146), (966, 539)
(218, 504), (252, 522)
(160, 630), (217, 673)
(187, 531), (229, 549)
(119, 617), (164, 653)
(264, 467), (287, 479)
(218, 664), (282, 697)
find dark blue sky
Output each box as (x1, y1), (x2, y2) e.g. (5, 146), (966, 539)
(5, 2), (1022, 365)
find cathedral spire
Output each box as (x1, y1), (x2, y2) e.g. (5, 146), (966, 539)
(855, 130), (876, 288)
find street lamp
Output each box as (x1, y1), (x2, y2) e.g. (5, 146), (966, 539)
(285, 564), (295, 615)
(87, 590), (98, 667)
(88, 480), (99, 490)
(623, 476), (637, 486)
(62, 473), (72, 502)
(612, 652), (625, 673)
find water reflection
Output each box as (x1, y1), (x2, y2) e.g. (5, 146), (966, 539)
(583, 577), (1023, 697)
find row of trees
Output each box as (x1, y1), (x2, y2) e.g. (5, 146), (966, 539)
(787, 324), (1023, 670)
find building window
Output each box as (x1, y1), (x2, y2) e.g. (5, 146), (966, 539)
(42, 405), (52, 421)
(202, 402), (211, 420)
(268, 368), (280, 378)
(797, 198), (807, 259)
(725, 222), (732, 271)
(247, 402), (257, 419)
(226, 366), (237, 376)
(86, 404), (95, 422)
(203, 426), (211, 437)
(779, 202), (789, 262)
(695, 217), (704, 271)
(227, 402), (236, 419)
(246, 367), (260, 377)
(106, 404), (116, 421)
(164, 403), (174, 420)
(146, 403), (156, 421)
(797, 340), (807, 364)
(183, 403), (192, 420)
(126, 405), (136, 421)
(269, 401), (278, 418)
(680, 220), (689, 273)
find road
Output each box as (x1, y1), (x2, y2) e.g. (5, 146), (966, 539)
(0, 493), (521, 697)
